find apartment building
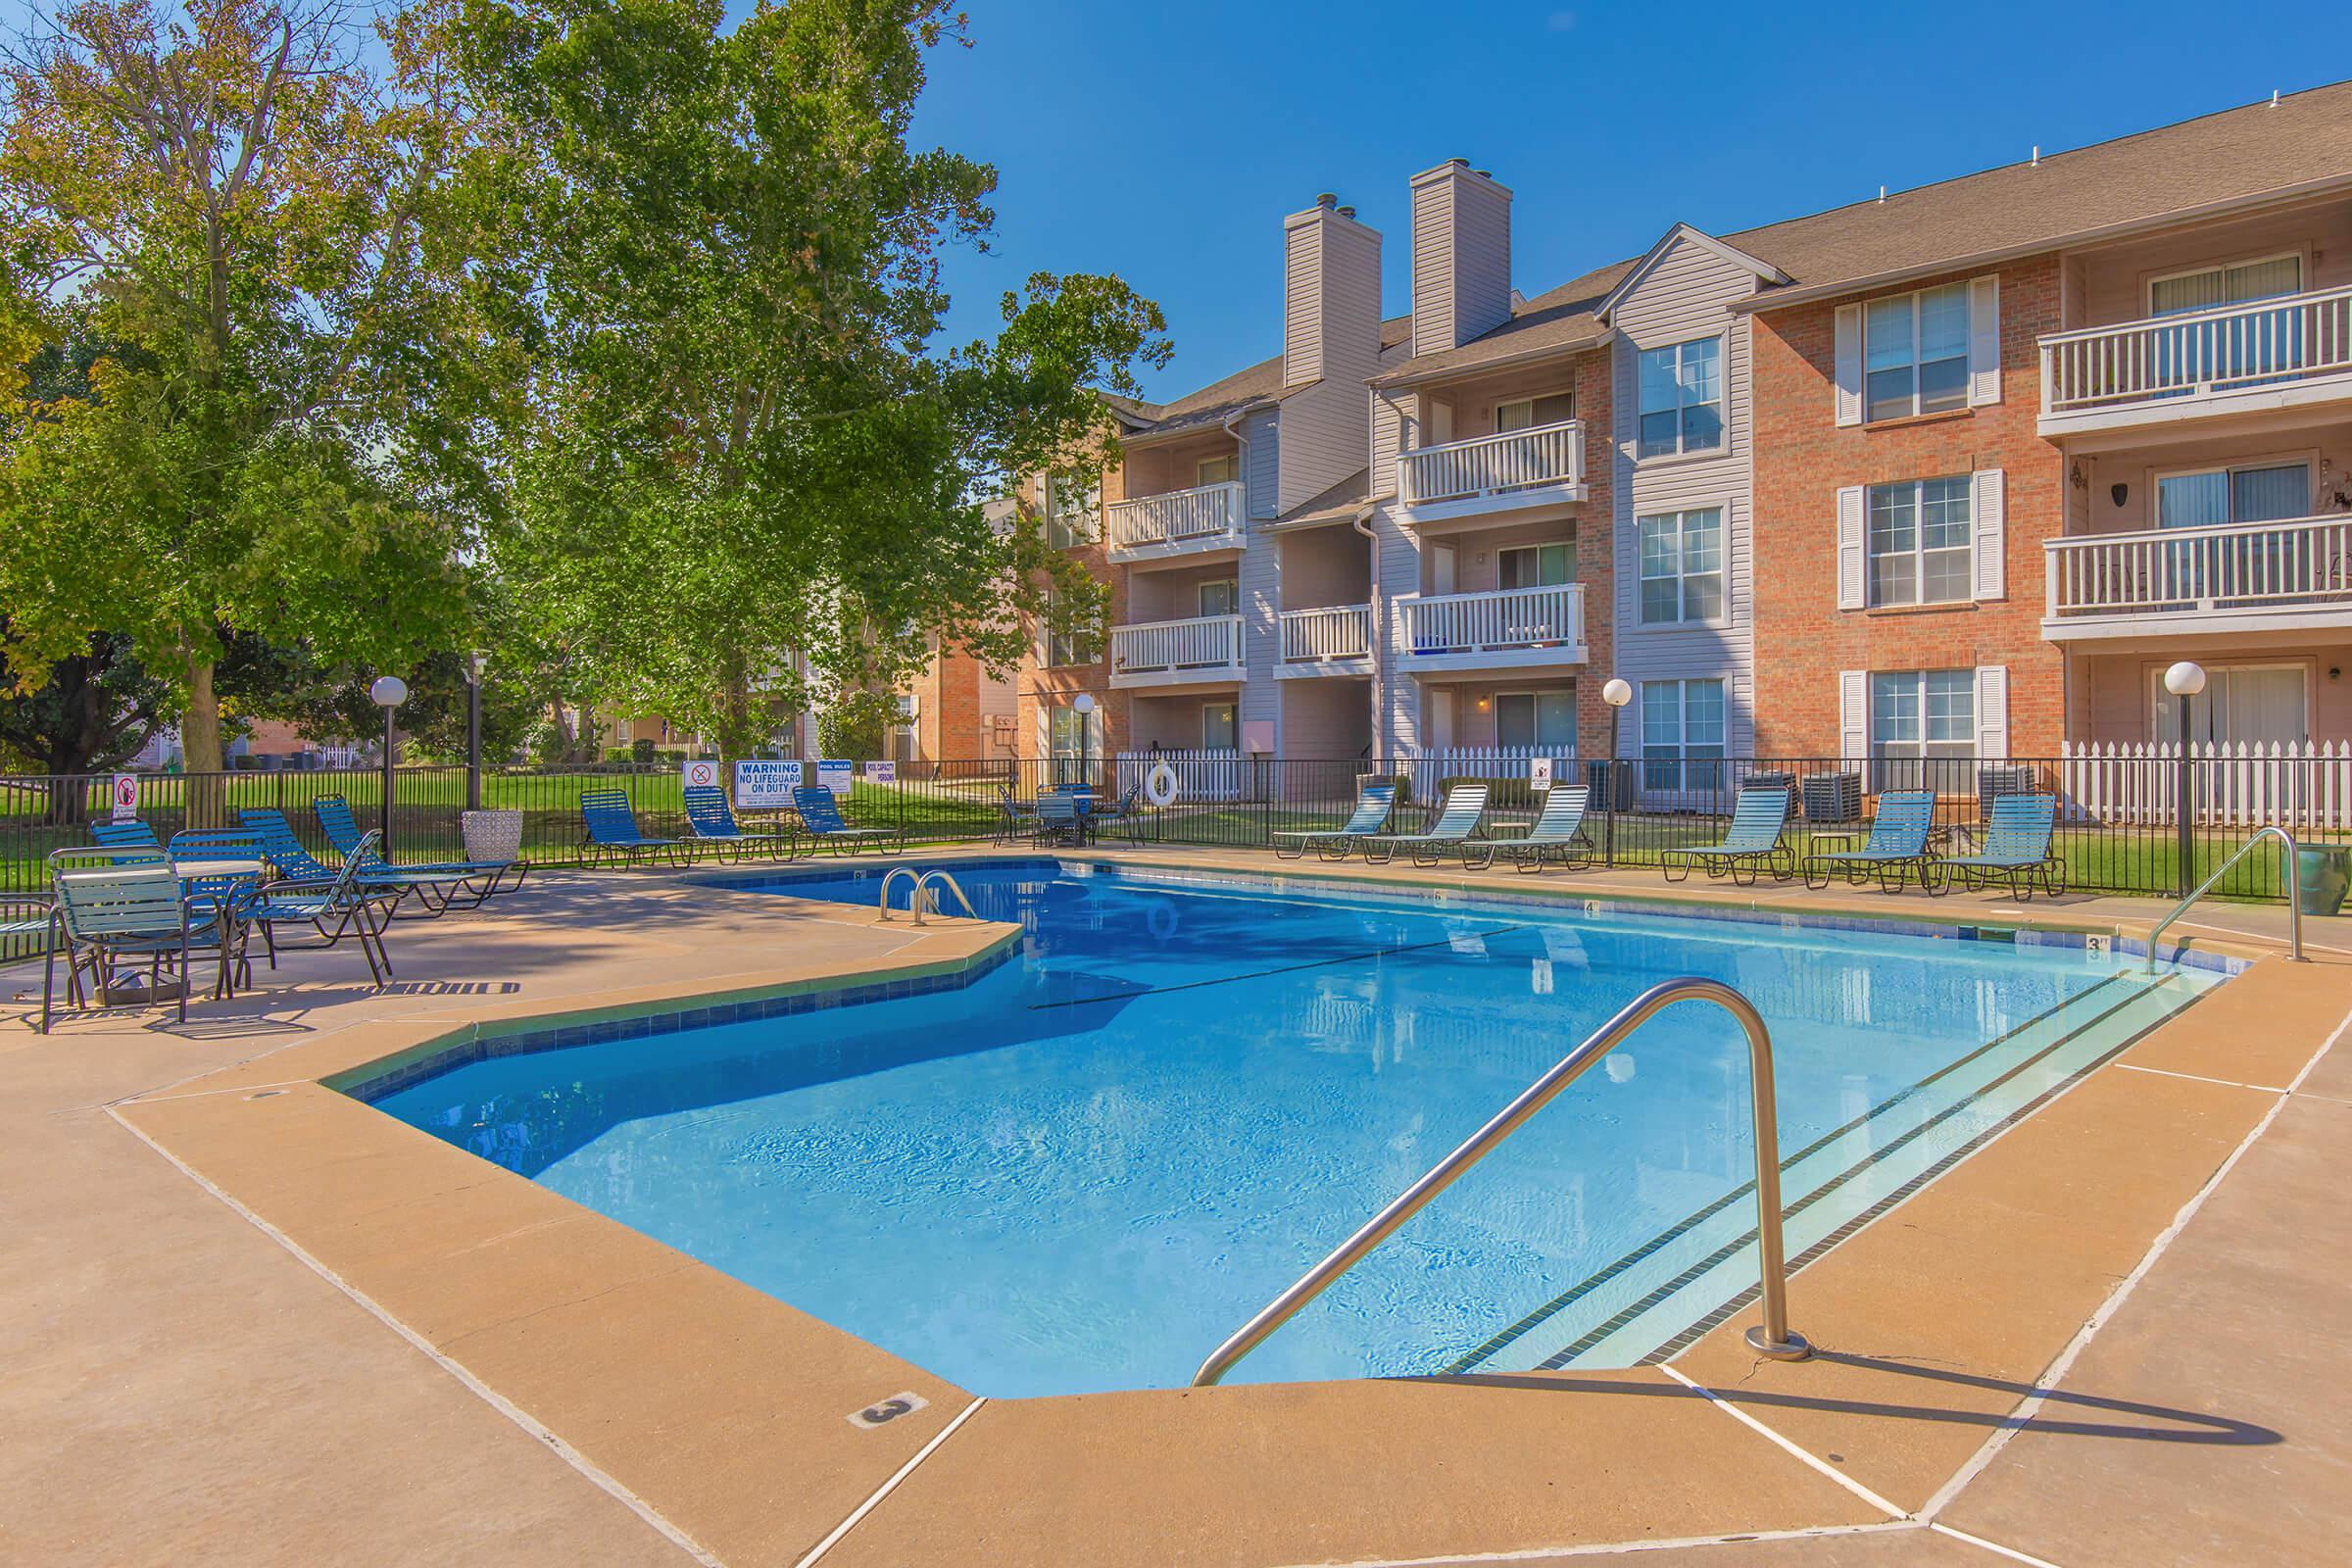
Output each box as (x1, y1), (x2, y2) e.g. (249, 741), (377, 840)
(1023, 83), (2352, 784)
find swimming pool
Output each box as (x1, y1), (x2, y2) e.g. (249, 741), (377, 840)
(368, 859), (2226, 1397)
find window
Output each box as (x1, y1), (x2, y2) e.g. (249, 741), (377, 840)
(2154, 461), (2311, 527)
(1864, 284), (1969, 421)
(2149, 663), (2308, 747)
(1495, 691), (1576, 751)
(1049, 704), (1092, 759)
(1499, 542), (1575, 589)
(1044, 472), (1097, 549)
(1200, 701), (1239, 751)
(1197, 577), (1239, 617)
(1494, 391), (1574, 432)
(1870, 670), (1974, 791)
(1044, 585), (1095, 667)
(1197, 454), (1241, 487)
(1866, 477), (1972, 606)
(2148, 254), (2303, 317)
(1641, 678), (1726, 792)
(1638, 508), (1725, 624)
(1637, 337), (1723, 458)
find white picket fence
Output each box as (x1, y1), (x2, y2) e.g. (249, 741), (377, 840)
(1403, 746), (1559, 803)
(1114, 749), (1248, 803)
(2059, 740), (2352, 828)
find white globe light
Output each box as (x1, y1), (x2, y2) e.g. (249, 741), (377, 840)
(369, 675), (410, 708)
(1072, 692), (1097, 714)
(1602, 678), (1633, 708)
(2162, 661), (2207, 698)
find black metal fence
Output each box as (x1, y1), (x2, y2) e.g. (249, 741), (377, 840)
(6, 753), (2343, 923)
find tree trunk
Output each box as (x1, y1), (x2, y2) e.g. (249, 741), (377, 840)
(182, 656), (226, 826)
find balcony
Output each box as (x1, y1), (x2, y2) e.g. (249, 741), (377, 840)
(1104, 480), (1247, 564)
(2037, 286), (2352, 439)
(1275, 605), (1372, 677)
(2042, 514), (2352, 640)
(1396, 584), (1588, 674)
(1395, 419), (1586, 527)
(1108, 613), (1246, 689)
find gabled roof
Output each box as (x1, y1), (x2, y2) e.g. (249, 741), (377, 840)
(1593, 223), (1787, 321)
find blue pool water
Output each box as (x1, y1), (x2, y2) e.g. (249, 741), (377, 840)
(370, 860), (2222, 1396)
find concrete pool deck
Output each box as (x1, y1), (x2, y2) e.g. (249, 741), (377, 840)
(2, 857), (2345, 1565)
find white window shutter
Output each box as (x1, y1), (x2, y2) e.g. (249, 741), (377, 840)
(1975, 665), (2010, 760)
(1836, 485), (1867, 609)
(1972, 467), (2006, 601)
(1834, 304), (1863, 426)
(1838, 670), (1867, 760)
(1968, 274), (2002, 406)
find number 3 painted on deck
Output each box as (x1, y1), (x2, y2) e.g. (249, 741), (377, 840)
(848, 1390), (929, 1430)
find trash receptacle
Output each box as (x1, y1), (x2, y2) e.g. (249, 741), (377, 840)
(2295, 843), (2349, 917)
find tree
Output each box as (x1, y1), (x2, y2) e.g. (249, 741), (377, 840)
(0, 627), (171, 775)
(0, 0), (509, 779)
(461, 0), (1167, 757)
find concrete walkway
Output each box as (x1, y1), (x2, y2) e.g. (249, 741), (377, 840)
(1, 862), (2342, 1565)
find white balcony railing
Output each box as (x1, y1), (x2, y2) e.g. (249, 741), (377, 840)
(1400, 584), (1584, 657)
(2038, 286), (2352, 416)
(1104, 480), (1246, 555)
(1278, 604), (1371, 662)
(1109, 613), (1244, 679)
(1396, 419), (1584, 511)
(2044, 514), (2352, 621)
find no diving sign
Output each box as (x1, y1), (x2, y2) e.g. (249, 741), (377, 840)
(111, 773), (140, 821)
(680, 759), (721, 791)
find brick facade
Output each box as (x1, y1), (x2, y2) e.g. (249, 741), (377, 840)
(1748, 257), (2067, 758)
(1013, 468), (1129, 760)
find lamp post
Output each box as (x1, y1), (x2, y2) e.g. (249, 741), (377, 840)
(1072, 692), (1097, 791)
(2163, 661), (2206, 896)
(1602, 678), (1633, 868)
(465, 651), (487, 812)
(369, 675), (409, 854)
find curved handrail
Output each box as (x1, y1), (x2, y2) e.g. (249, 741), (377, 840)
(2146, 824), (2303, 972)
(876, 866), (923, 922)
(913, 869), (978, 925)
(1191, 977), (1811, 1388)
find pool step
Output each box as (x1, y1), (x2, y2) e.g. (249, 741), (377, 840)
(1450, 970), (2207, 1374)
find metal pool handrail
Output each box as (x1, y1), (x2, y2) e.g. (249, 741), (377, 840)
(1191, 976), (1812, 1388)
(876, 866), (921, 922)
(2146, 825), (2303, 972)
(914, 869), (978, 925)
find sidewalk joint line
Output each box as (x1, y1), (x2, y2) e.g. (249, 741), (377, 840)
(1930, 1521), (2068, 1566)
(793, 1396), (987, 1568)
(2112, 1061), (2282, 1094)
(1262, 1519), (1926, 1566)
(1656, 1363), (1908, 1521)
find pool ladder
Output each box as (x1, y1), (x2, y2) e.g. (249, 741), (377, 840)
(2145, 825), (2304, 972)
(1192, 977), (1812, 1387)
(877, 867), (979, 926)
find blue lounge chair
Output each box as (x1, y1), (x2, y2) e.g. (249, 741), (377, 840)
(1930, 793), (2065, 900)
(1662, 787), (1794, 886)
(239, 808), (459, 915)
(1274, 781), (1395, 860)
(1802, 790), (1939, 892)
(233, 828), (399, 989)
(90, 819), (166, 860)
(793, 786), (902, 857)
(315, 795), (526, 906)
(1361, 783), (1490, 867)
(1467, 785), (1592, 874)
(682, 784), (795, 861)
(579, 789), (690, 868)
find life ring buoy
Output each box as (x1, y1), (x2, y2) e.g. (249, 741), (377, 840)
(1145, 761), (1180, 808)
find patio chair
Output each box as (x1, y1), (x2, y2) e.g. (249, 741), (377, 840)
(1, 893), (56, 979)
(1929, 793), (2066, 900)
(1031, 790), (1086, 848)
(992, 783), (1036, 847)
(1466, 785), (1592, 874)
(579, 789), (691, 868)
(40, 852), (199, 1032)
(1801, 790), (1939, 893)
(240, 808), (464, 917)
(1360, 783), (1491, 868)
(166, 829), (270, 958)
(89, 819), (167, 860)
(315, 795), (526, 906)
(1661, 787), (1795, 887)
(1273, 781), (1395, 860)
(792, 786), (903, 857)
(233, 827), (400, 990)
(1088, 783), (1148, 845)
(682, 784), (795, 862)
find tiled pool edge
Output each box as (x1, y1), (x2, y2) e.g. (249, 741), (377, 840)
(331, 928), (1022, 1103)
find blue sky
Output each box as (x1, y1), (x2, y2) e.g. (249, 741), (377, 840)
(911, 0), (2344, 402)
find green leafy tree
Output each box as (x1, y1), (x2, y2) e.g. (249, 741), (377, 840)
(0, 0), (510, 785)
(461, 0), (1167, 757)
(0, 626), (172, 776)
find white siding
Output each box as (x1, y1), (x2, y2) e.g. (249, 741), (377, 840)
(1374, 496), (1424, 750)
(1243, 408), (1279, 519)
(1408, 163), (1511, 357)
(1276, 211), (1382, 513)
(1240, 519), (1281, 735)
(1369, 388), (1414, 501)
(1610, 233), (1764, 762)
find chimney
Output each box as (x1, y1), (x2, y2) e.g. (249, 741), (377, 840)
(1283, 194), (1382, 389)
(1408, 159), (1512, 357)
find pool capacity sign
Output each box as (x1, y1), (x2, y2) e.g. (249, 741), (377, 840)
(732, 760), (802, 808)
